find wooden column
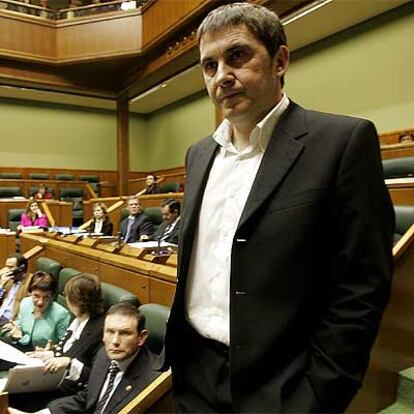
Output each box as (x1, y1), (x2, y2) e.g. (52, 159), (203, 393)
(117, 97), (129, 196)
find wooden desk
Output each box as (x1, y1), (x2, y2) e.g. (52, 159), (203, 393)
(0, 232), (16, 266)
(0, 199), (72, 228)
(20, 233), (177, 306)
(386, 178), (414, 205)
(381, 143), (414, 160)
(0, 392), (7, 414)
(348, 228), (414, 413)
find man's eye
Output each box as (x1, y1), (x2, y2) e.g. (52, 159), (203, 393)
(230, 49), (246, 63)
(203, 61), (216, 74)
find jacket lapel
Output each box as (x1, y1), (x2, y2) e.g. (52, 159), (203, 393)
(238, 102), (308, 229)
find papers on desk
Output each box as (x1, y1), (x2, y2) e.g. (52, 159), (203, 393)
(0, 342), (65, 394)
(0, 341), (42, 366)
(128, 241), (176, 249)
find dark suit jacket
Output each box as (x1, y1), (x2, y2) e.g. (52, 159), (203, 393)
(48, 346), (161, 414)
(166, 102), (395, 413)
(57, 316), (105, 394)
(86, 219), (113, 236)
(120, 213), (154, 242)
(153, 218), (180, 245)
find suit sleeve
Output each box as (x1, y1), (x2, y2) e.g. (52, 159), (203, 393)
(48, 388), (89, 414)
(139, 216), (155, 238)
(286, 120), (395, 412)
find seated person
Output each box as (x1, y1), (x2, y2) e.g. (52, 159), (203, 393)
(1, 271), (70, 353)
(86, 203), (113, 235)
(9, 303), (162, 414)
(153, 198), (181, 245)
(0, 254), (32, 328)
(136, 174), (162, 197)
(19, 201), (48, 229)
(399, 132), (414, 144)
(120, 196), (154, 243)
(33, 185), (53, 201)
(9, 274), (105, 411)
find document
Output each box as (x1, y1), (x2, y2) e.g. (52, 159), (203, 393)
(0, 341), (43, 366)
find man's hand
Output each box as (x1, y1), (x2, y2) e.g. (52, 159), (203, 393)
(43, 357), (71, 373)
(0, 267), (14, 286)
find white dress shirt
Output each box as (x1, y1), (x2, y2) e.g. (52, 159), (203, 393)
(185, 94), (290, 345)
(0, 281), (20, 321)
(93, 219), (104, 234)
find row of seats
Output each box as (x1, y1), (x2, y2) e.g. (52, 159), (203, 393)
(0, 173), (100, 182)
(383, 157), (414, 179)
(35, 256), (170, 355)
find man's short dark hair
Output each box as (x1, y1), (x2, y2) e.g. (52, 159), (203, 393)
(106, 302), (145, 333)
(9, 254), (28, 272)
(161, 198), (181, 215)
(197, 3), (286, 57)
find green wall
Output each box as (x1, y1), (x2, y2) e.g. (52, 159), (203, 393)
(129, 91), (215, 171)
(0, 98), (117, 170)
(286, 3), (414, 133)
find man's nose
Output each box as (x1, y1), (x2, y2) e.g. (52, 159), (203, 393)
(215, 61), (235, 86)
(111, 333), (120, 345)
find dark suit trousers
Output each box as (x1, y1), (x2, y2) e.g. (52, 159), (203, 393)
(172, 323), (234, 413)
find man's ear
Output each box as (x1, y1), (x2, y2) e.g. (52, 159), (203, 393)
(273, 45), (289, 78)
(137, 329), (149, 347)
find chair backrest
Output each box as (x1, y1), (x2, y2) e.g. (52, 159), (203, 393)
(160, 182), (180, 193)
(29, 173), (49, 180)
(0, 172), (23, 179)
(383, 157), (414, 179)
(394, 205), (414, 240)
(29, 186), (55, 197)
(7, 208), (25, 231)
(0, 187), (22, 198)
(56, 174), (75, 181)
(138, 303), (170, 355)
(143, 207), (163, 227)
(101, 282), (139, 310)
(56, 267), (82, 308)
(79, 175), (100, 183)
(60, 188), (84, 199)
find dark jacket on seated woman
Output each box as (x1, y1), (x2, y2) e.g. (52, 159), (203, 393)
(86, 203), (113, 236)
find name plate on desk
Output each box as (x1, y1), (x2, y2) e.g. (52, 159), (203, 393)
(78, 237), (101, 248)
(95, 242), (120, 253)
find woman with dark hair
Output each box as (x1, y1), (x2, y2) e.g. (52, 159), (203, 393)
(19, 200), (48, 229)
(7, 271), (70, 351)
(86, 202), (113, 236)
(27, 273), (105, 395)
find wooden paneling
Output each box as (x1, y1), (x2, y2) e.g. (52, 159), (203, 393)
(142, 0), (208, 48)
(0, 393), (8, 414)
(19, 232), (177, 306)
(381, 143), (414, 160)
(56, 12), (142, 62)
(100, 262), (149, 304)
(348, 232), (414, 412)
(379, 128), (414, 146)
(0, 199), (72, 227)
(387, 179), (414, 205)
(0, 11), (56, 62)
(0, 232), (17, 267)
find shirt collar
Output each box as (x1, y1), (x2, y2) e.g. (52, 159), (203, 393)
(113, 348), (140, 373)
(213, 93), (290, 153)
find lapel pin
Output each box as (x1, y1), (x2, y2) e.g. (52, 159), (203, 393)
(126, 385), (133, 392)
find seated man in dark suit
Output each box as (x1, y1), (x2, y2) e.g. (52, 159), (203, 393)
(120, 196), (154, 243)
(153, 198), (181, 245)
(8, 302), (162, 414)
(0, 254), (32, 330)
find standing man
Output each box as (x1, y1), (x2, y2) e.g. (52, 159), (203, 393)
(153, 198), (181, 245)
(8, 303), (162, 414)
(120, 196), (154, 243)
(166, 3), (394, 413)
(0, 254), (32, 329)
